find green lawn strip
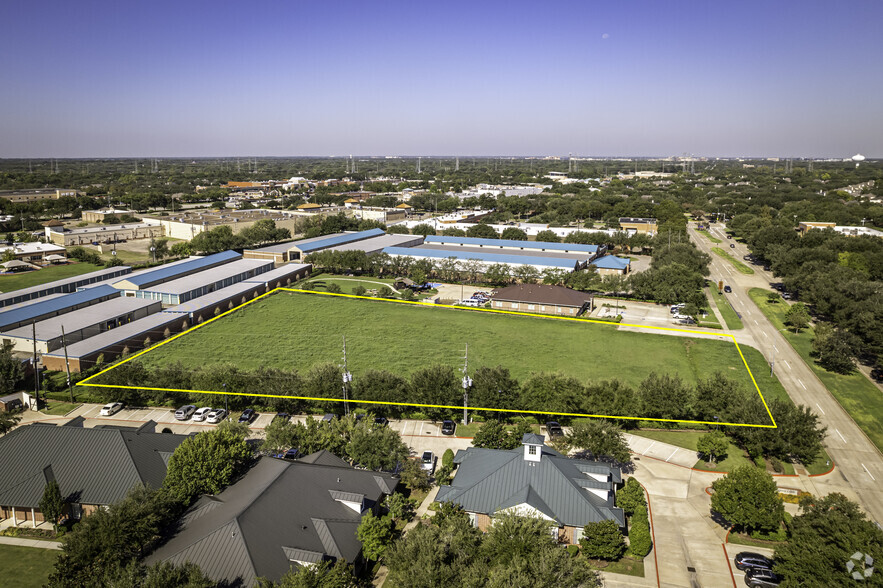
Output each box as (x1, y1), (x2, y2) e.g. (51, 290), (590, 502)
(804, 453), (833, 476)
(131, 291), (776, 397)
(40, 401), (81, 416)
(727, 532), (787, 550)
(749, 288), (883, 453)
(711, 247), (755, 274)
(305, 273), (398, 295)
(455, 421), (541, 437)
(0, 263), (101, 293)
(697, 229), (722, 243)
(0, 544), (59, 588)
(711, 291), (744, 330)
(629, 429), (757, 472)
(593, 555), (645, 577)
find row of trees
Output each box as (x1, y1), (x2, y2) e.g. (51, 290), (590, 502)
(185, 219), (292, 254)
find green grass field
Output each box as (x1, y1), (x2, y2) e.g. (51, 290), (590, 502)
(129, 291), (785, 420)
(0, 263), (100, 293)
(711, 291), (744, 330)
(711, 247), (755, 274)
(0, 544), (59, 588)
(749, 288), (883, 453)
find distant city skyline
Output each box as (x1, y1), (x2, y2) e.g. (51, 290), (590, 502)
(1, 0), (881, 158)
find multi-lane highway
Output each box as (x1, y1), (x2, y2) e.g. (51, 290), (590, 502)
(690, 223), (883, 523)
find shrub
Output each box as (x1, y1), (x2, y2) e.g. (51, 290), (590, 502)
(615, 478), (647, 516)
(627, 504), (652, 558)
(770, 457), (785, 473)
(580, 519), (626, 560)
(566, 544), (580, 557)
(442, 448), (454, 469)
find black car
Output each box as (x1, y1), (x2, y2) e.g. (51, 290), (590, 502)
(745, 569), (782, 587)
(272, 412), (291, 424)
(545, 421), (564, 437)
(374, 416), (389, 427)
(734, 552), (774, 572)
(283, 448), (300, 460)
(441, 420), (456, 435)
(730, 243), (736, 248)
(724, 285), (732, 293)
(871, 368), (883, 382)
(238, 409), (257, 424)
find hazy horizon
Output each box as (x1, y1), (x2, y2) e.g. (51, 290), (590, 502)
(2, 0), (881, 159)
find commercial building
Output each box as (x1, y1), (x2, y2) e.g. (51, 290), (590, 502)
(162, 281), (269, 325)
(45, 222), (163, 246)
(146, 453), (398, 587)
(141, 209), (305, 240)
(424, 235), (605, 261)
(590, 255), (632, 275)
(0, 242), (67, 264)
(242, 241), (301, 264)
(436, 434), (623, 546)
(0, 285), (122, 331)
(119, 259), (274, 306)
(242, 263), (311, 290)
(798, 221), (883, 238)
(490, 284), (593, 316)
(41, 312), (185, 372)
(285, 228), (386, 260)
(618, 217), (658, 236)
(382, 246), (582, 273)
(0, 188), (81, 203)
(0, 266), (131, 308)
(110, 251), (241, 292)
(0, 297), (161, 354)
(325, 233), (423, 255)
(0, 423), (187, 527)
(81, 209), (136, 223)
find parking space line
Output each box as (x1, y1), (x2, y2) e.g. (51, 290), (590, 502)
(665, 448), (678, 462)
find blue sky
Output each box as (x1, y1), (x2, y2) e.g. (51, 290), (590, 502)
(1, 0), (880, 157)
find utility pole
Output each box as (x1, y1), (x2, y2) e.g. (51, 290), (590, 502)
(461, 343), (473, 426)
(61, 326), (74, 402)
(341, 335), (352, 415)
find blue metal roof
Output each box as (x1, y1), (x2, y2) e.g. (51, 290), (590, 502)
(295, 229), (385, 254)
(591, 255), (630, 270)
(382, 247), (579, 270)
(0, 285), (119, 330)
(425, 235), (599, 254)
(114, 250), (241, 287)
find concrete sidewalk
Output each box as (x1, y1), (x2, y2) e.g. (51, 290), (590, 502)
(0, 535), (61, 550)
(625, 433), (699, 469)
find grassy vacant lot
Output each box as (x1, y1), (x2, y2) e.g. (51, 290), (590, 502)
(134, 291), (786, 415)
(0, 544), (59, 588)
(0, 263), (100, 293)
(710, 290), (744, 330)
(711, 247), (755, 274)
(749, 288), (883, 453)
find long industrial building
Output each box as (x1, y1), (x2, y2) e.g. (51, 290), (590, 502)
(0, 266), (132, 308)
(382, 246), (583, 272)
(0, 285), (122, 332)
(109, 251), (241, 292)
(423, 235), (605, 260)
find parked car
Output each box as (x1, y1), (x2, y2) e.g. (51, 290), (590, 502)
(744, 569), (782, 587)
(441, 420), (456, 435)
(283, 448), (300, 460)
(679, 318), (697, 325)
(206, 409), (227, 424)
(421, 451), (435, 472)
(99, 402), (123, 416)
(727, 235), (732, 239)
(730, 243), (736, 248)
(174, 405), (197, 420)
(192, 407), (213, 422)
(545, 421), (564, 437)
(871, 367), (883, 382)
(272, 412), (291, 423)
(374, 416), (389, 427)
(724, 285), (732, 293)
(238, 409), (257, 424)
(322, 413), (337, 422)
(670, 303), (686, 314)
(734, 552), (774, 572)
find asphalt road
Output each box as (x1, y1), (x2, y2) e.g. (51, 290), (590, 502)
(691, 223), (883, 523)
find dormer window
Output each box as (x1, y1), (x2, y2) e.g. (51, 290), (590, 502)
(528, 446), (537, 456)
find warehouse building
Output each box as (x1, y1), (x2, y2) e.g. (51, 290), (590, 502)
(81, 209), (136, 223)
(0, 285), (122, 332)
(490, 284), (593, 317)
(161, 281), (268, 325)
(41, 312), (184, 372)
(618, 217), (658, 236)
(424, 235), (605, 259)
(141, 209), (305, 241)
(382, 246), (582, 273)
(285, 228), (386, 260)
(242, 241), (300, 264)
(590, 255), (631, 276)
(242, 263), (311, 290)
(0, 242), (68, 264)
(45, 222), (163, 246)
(110, 250), (241, 292)
(324, 233), (424, 255)
(0, 266), (132, 308)
(0, 297), (161, 354)
(120, 259), (274, 306)
(0, 188), (82, 203)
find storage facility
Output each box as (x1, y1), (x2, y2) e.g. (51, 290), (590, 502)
(382, 246), (582, 273)
(0, 285), (122, 332)
(424, 235), (605, 260)
(285, 228), (385, 260)
(110, 251), (241, 292)
(161, 281), (269, 325)
(242, 263), (311, 290)
(0, 266), (132, 308)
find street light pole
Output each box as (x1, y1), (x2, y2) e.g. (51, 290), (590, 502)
(461, 343), (472, 426)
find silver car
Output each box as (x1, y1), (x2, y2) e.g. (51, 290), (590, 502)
(206, 409), (227, 424)
(174, 405), (197, 420)
(192, 407), (213, 422)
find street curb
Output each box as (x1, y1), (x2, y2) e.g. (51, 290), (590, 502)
(635, 480), (661, 588)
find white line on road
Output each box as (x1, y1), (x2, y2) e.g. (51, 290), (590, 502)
(666, 448), (679, 462)
(754, 319), (759, 325)
(836, 429), (847, 443)
(815, 403), (825, 415)
(797, 378), (807, 390)
(762, 331), (768, 337)
(862, 464), (876, 481)
(783, 360), (790, 369)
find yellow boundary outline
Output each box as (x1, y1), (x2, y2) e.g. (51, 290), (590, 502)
(77, 288), (777, 429)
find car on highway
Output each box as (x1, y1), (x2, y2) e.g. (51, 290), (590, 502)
(441, 420), (456, 435)
(421, 451), (435, 473)
(206, 409), (227, 424)
(192, 407), (213, 422)
(730, 243), (736, 248)
(99, 402), (124, 416)
(744, 569), (783, 587)
(724, 285), (732, 293)
(734, 552), (774, 573)
(238, 409), (257, 424)
(545, 421), (564, 437)
(174, 405), (197, 420)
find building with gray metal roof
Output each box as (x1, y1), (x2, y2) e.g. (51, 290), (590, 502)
(0, 265), (132, 308)
(1, 297), (161, 354)
(110, 250), (241, 291)
(382, 246), (582, 273)
(242, 263), (311, 290)
(122, 258), (273, 305)
(0, 423), (188, 527)
(0, 284), (121, 331)
(325, 233), (424, 255)
(436, 434), (623, 545)
(425, 234), (604, 257)
(146, 455), (398, 587)
(286, 228), (385, 259)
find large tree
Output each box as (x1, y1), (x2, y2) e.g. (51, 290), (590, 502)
(39, 480), (65, 532)
(357, 511), (396, 561)
(567, 420), (631, 463)
(696, 430), (729, 464)
(710, 466), (784, 533)
(0, 340), (24, 395)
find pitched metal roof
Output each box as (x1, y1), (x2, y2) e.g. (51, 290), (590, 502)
(242, 263), (311, 287)
(436, 444), (624, 529)
(591, 255), (631, 270)
(0, 285), (119, 331)
(0, 266), (132, 308)
(291, 229), (385, 254)
(137, 259), (272, 295)
(382, 247), (580, 270)
(146, 455), (398, 587)
(3, 297), (160, 342)
(42, 312), (183, 360)
(425, 235), (600, 254)
(491, 284), (593, 308)
(0, 424), (188, 508)
(111, 250), (241, 289)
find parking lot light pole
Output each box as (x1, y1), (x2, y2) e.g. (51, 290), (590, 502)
(461, 343), (472, 426)
(223, 383), (228, 414)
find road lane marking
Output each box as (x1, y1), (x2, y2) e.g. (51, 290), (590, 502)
(836, 429), (846, 443)
(815, 403), (825, 415)
(797, 378), (807, 390)
(754, 319), (759, 325)
(783, 360), (790, 369)
(862, 463), (876, 481)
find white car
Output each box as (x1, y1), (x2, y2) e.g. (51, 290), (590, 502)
(421, 451), (435, 473)
(99, 402), (123, 416)
(192, 407), (213, 422)
(206, 409), (227, 424)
